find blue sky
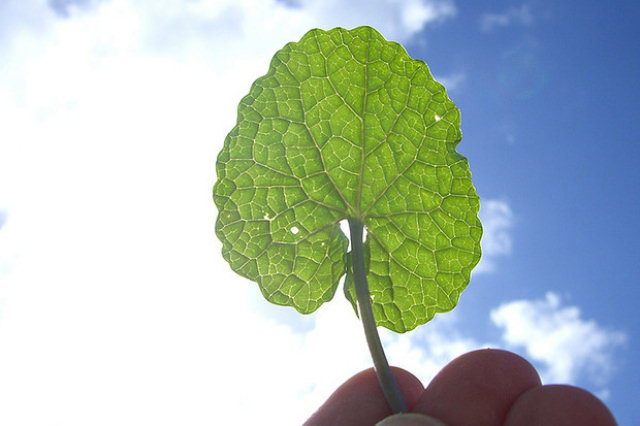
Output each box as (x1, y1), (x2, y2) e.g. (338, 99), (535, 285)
(0, 0), (638, 424)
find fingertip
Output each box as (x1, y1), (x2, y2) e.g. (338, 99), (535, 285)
(305, 367), (424, 426)
(504, 384), (617, 426)
(412, 349), (542, 426)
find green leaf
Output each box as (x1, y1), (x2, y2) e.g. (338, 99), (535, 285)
(213, 26), (482, 332)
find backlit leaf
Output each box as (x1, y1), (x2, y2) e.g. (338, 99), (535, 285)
(213, 26), (482, 332)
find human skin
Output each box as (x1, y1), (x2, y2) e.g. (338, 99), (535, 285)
(304, 349), (617, 426)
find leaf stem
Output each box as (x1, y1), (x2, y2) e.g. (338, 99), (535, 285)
(348, 217), (408, 414)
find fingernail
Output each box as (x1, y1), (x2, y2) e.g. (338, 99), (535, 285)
(375, 412), (448, 426)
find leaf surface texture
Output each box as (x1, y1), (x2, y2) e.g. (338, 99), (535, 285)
(214, 26), (482, 332)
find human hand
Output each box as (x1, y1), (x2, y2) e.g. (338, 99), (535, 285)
(305, 349), (616, 426)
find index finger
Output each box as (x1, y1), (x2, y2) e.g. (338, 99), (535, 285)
(305, 367), (424, 426)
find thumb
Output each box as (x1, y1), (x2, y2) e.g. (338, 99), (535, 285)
(375, 413), (448, 426)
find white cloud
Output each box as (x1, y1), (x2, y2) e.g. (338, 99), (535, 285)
(433, 71), (465, 92)
(0, 1), (460, 425)
(480, 4), (534, 32)
(491, 292), (626, 391)
(400, 0), (456, 34)
(474, 199), (514, 274)
(381, 292), (626, 406)
(294, 0), (456, 42)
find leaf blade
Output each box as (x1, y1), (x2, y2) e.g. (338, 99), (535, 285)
(214, 26), (482, 331)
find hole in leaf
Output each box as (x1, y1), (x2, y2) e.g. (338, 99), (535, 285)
(290, 226), (299, 234)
